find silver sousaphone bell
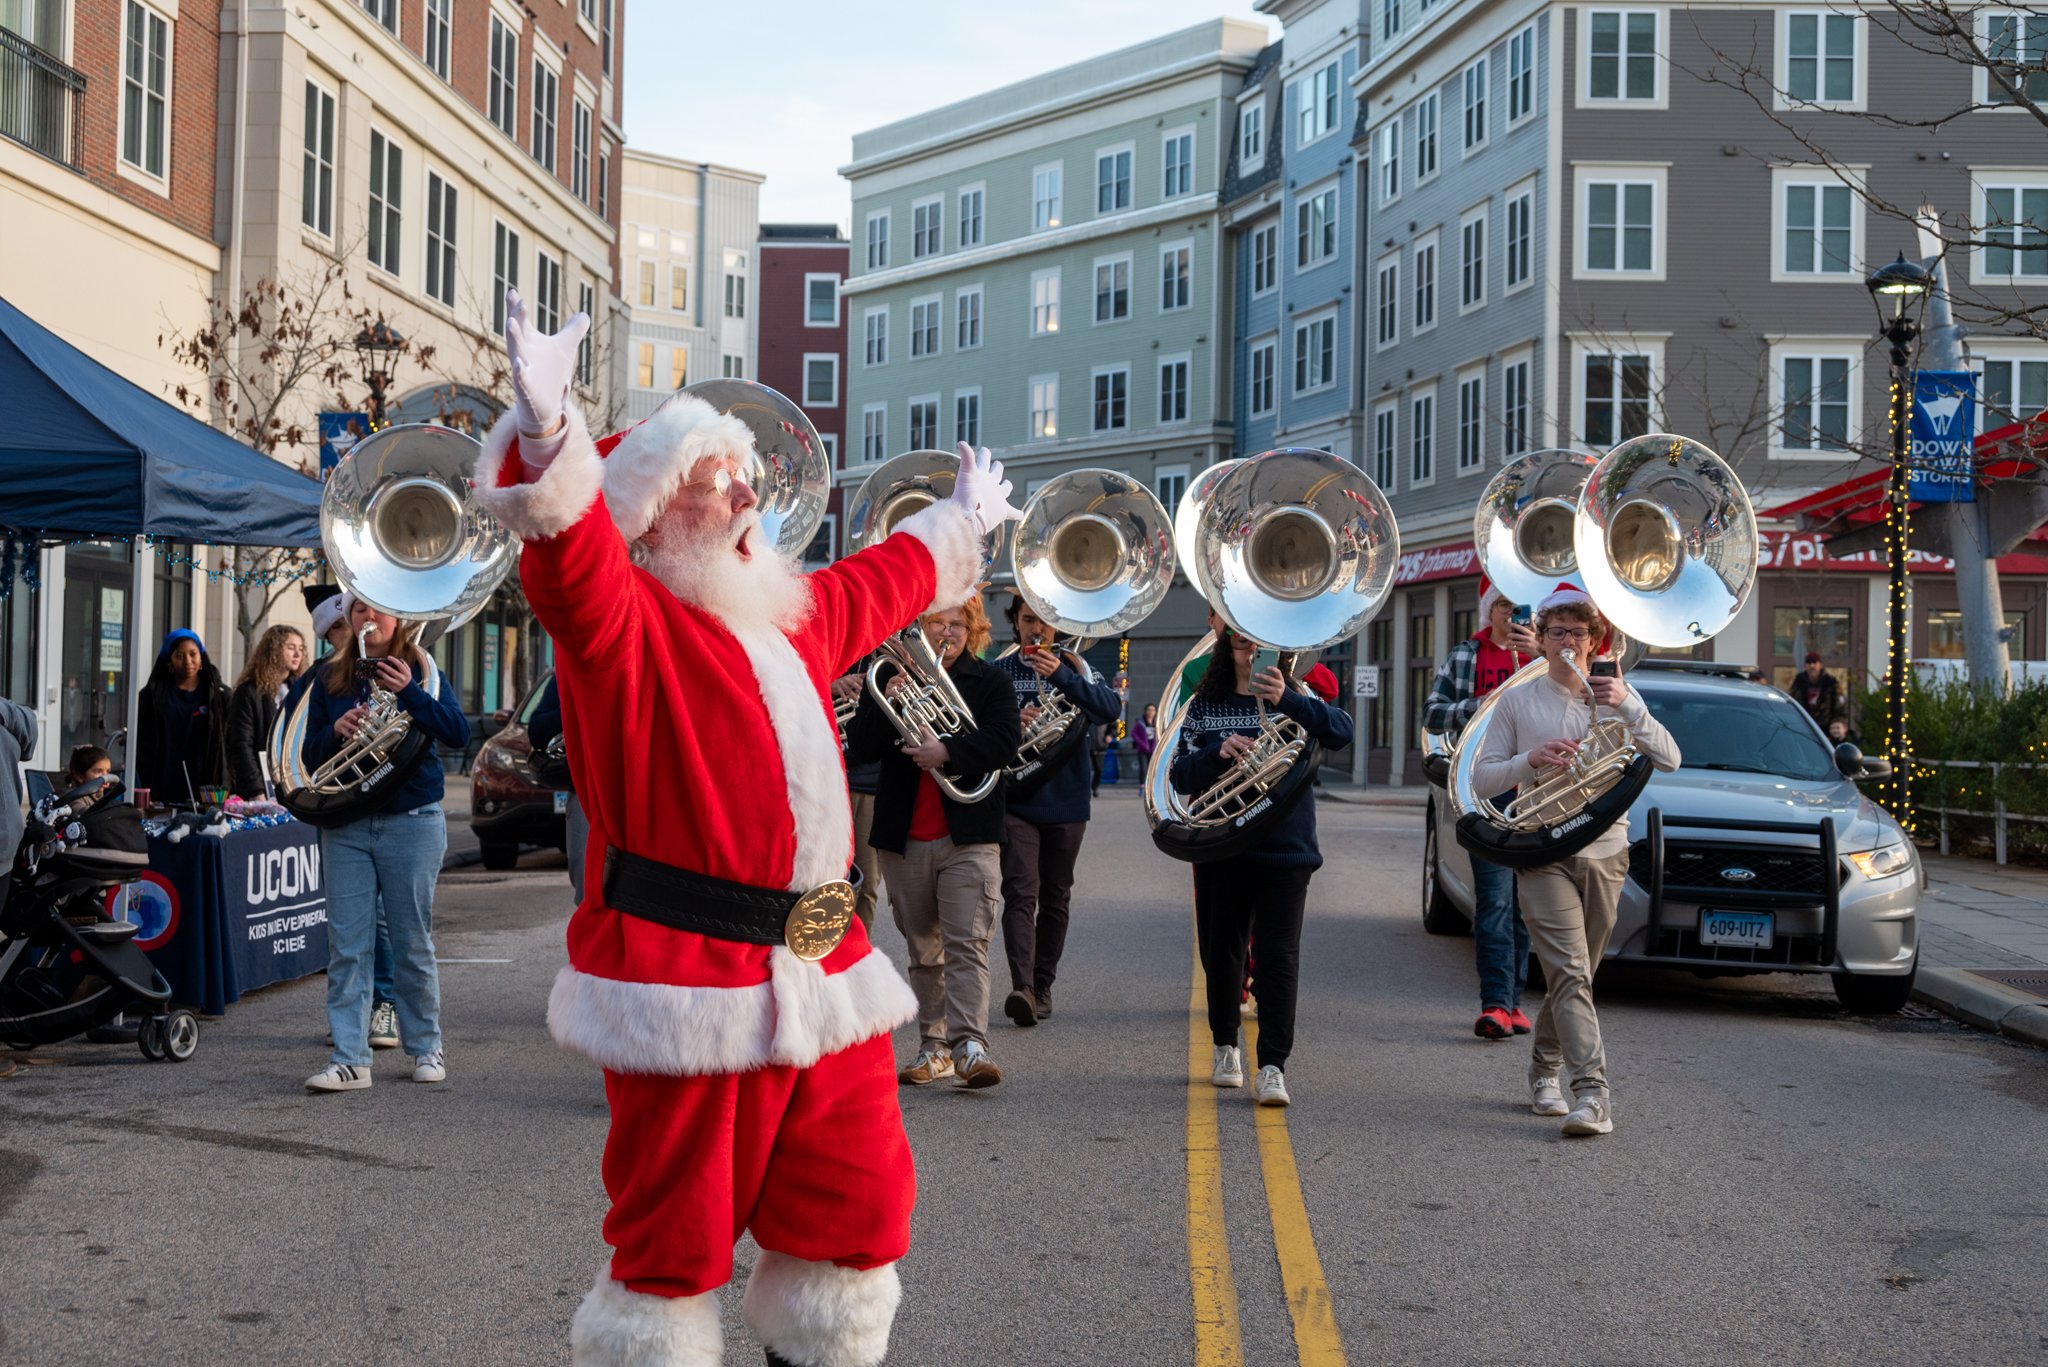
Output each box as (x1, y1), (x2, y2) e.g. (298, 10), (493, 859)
(846, 448), (1005, 577)
(680, 378), (830, 556)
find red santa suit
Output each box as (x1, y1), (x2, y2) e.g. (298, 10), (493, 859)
(474, 394), (983, 1367)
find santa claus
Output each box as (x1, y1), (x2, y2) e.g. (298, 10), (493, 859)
(475, 293), (1017, 1366)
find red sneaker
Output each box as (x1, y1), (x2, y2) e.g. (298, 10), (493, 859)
(1508, 1008), (1534, 1035)
(1473, 1007), (1512, 1040)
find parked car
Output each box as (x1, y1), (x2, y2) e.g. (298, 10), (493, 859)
(1422, 661), (1922, 1012)
(470, 673), (567, 871)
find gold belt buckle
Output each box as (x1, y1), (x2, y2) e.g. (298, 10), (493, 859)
(784, 879), (856, 962)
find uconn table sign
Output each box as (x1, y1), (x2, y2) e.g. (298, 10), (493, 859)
(137, 821), (331, 1014)
(241, 833), (329, 964)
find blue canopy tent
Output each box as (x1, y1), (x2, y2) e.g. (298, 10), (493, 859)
(0, 294), (321, 546)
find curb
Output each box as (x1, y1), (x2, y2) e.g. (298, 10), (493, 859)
(1912, 967), (2048, 1049)
(1317, 788), (1430, 808)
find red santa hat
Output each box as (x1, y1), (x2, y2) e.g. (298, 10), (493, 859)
(1301, 663), (1340, 701)
(1536, 582), (1593, 614)
(1477, 574), (1503, 622)
(598, 392), (758, 543)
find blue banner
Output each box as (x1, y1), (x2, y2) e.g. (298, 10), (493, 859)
(1909, 371), (1976, 503)
(319, 412), (370, 477)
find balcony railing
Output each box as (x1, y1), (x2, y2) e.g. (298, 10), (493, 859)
(0, 27), (85, 172)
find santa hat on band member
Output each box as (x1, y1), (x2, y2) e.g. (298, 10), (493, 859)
(1536, 582), (1593, 615)
(1302, 663), (1340, 702)
(597, 392), (758, 542)
(311, 591), (353, 640)
(1477, 575), (1503, 623)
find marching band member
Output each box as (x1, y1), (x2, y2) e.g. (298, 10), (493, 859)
(993, 595), (1124, 1028)
(1170, 628), (1353, 1108)
(1421, 580), (1540, 1040)
(476, 294), (1017, 1367)
(846, 597), (1021, 1088)
(1468, 583), (1680, 1138)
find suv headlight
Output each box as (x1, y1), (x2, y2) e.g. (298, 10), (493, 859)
(1846, 841), (1913, 880)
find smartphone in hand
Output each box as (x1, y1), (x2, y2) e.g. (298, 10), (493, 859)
(1510, 603), (1533, 626)
(1589, 659), (1619, 678)
(1250, 646), (1282, 678)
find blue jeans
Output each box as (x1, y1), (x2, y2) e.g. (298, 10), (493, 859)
(1471, 853), (1528, 1011)
(373, 901), (395, 1005)
(323, 807), (448, 1067)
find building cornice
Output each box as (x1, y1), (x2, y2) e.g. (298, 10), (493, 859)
(842, 197), (1220, 297)
(622, 147), (768, 184)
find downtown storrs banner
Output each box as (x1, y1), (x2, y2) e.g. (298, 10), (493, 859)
(1910, 371), (1977, 504)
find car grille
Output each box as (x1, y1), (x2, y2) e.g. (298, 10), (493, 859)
(1628, 840), (1844, 903)
(1646, 926), (1833, 969)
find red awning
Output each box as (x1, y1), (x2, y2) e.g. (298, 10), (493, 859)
(1760, 411), (2048, 527)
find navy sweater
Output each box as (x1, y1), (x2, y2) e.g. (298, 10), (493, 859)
(299, 659), (470, 817)
(995, 650), (1125, 826)
(1169, 686), (1353, 869)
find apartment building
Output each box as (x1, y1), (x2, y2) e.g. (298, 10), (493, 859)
(753, 223), (849, 564)
(619, 152), (763, 423)
(840, 18), (1269, 705)
(1338, 0), (2048, 783)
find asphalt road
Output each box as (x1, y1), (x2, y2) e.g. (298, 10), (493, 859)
(4, 788), (2046, 1366)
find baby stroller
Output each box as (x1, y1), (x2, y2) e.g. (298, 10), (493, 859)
(0, 776), (199, 1061)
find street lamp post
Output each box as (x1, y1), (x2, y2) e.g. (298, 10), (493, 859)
(1866, 253), (1932, 816)
(352, 318), (407, 429)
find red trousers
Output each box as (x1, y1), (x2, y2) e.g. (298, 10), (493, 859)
(600, 1033), (916, 1298)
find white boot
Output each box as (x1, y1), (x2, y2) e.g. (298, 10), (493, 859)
(569, 1270), (721, 1366)
(742, 1251), (900, 1367)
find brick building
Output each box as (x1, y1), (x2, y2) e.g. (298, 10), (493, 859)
(753, 223), (848, 565)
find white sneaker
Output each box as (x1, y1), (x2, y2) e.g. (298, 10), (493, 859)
(1252, 1064), (1290, 1107)
(412, 1051), (447, 1084)
(1210, 1045), (1244, 1088)
(1530, 1076), (1569, 1116)
(368, 1001), (400, 1050)
(305, 1063), (371, 1093)
(1562, 1092), (1613, 1136)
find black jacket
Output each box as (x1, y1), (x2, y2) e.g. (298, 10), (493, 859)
(136, 678), (232, 804)
(226, 678), (287, 799)
(846, 651), (1021, 854)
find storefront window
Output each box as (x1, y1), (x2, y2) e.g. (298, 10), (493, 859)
(1451, 606), (1476, 642)
(1770, 606), (1854, 689)
(1408, 610), (1436, 737)
(1924, 609), (2025, 660)
(153, 541), (194, 637)
(1368, 619), (1393, 749)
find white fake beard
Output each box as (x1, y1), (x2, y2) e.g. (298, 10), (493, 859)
(631, 507), (813, 633)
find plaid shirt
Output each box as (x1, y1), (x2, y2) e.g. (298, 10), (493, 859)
(1420, 637), (1484, 740)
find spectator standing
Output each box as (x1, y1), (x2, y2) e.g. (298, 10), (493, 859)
(1132, 703), (1158, 769)
(226, 625), (307, 798)
(134, 629), (232, 807)
(1791, 652), (1844, 733)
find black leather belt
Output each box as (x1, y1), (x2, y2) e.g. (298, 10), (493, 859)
(602, 846), (859, 962)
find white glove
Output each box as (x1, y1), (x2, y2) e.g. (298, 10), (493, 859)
(504, 289), (590, 438)
(949, 442), (1023, 539)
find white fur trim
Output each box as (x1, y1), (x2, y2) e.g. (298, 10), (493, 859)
(547, 949), (917, 1077)
(1536, 583), (1591, 613)
(569, 1272), (720, 1367)
(727, 625), (850, 892)
(474, 408), (604, 541)
(895, 502), (982, 612)
(605, 393), (757, 542)
(742, 1253), (899, 1367)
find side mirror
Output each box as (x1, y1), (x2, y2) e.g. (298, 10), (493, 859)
(1834, 742), (1864, 778)
(1858, 756), (1894, 780)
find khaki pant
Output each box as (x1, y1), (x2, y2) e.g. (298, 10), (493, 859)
(850, 792), (884, 932)
(879, 837), (1002, 1055)
(1515, 849), (1628, 1097)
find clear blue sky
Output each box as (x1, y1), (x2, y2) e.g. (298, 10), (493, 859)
(620, 3), (1278, 228)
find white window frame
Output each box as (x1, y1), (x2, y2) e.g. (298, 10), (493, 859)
(1030, 268), (1061, 337)
(862, 305), (889, 367)
(955, 284), (984, 351)
(1768, 338), (1863, 460)
(1970, 170), (2048, 284)
(1412, 231), (1439, 334)
(1578, 8), (1667, 109)
(1251, 221), (1279, 296)
(1160, 240), (1193, 313)
(1375, 253), (1400, 350)
(1239, 102), (1265, 168)
(1248, 335), (1278, 417)
(571, 94), (593, 203)
(530, 49), (560, 174)
(1292, 310), (1338, 396)
(423, 0), (452, 81)
(1091, 365), (1131, 434)
(1501, 347), (1535, 458)
(1462, 56), (1489, 155)
(1574, 164), (1667, 280)
(1162, 125), (1196, 199)
(1776, 9), (1865, 110)
(423, 169), (457, 309)
(362, 0), (398, 34)
(576, 279), (595, 386)
(1297, 180), (1339, 269)
(1028, 373), (1060, 441)
(533, 249), (563, 336)
(860, 404), (888, 464)
(1156, 463), (1191, 515)
(1507, 24), (1537, 126)
(1415, 92), (1439, 185)
(958, 183), (986, 248)
(1159, 352), (1192, 425)
(954, 388), (983, 448)
(1456, 366), (1487, 474)
(1772, 167), (1865, 282)
(804, 272), (840, 327)
(908, 394), (941, 451)
(1295, 60), (1341, 148)
(1459, 204), (1488, 313)
(1371, 399), (1400, 492)
(1094, 252), (1134, 325)
(864, 210), (890, 271)
(1975, 344), (2048, 430)
(1978, 10), (2048, 110)
(1095, 141), (1135, 215)
(118, 0), (172, 187)
(722, 248), (747, 320)
(1033, 161), (1064, 231)
(491, 219), (521, 336)
(1569, 334), (1667, 449)
(487, 13), (519, 138)
(367, 129), (403, 277)
(1376, 122), (1402, 207)
(1504, 179), (1535, 294)
(300, 76), (337, 237)
(911, 195), (943, 260)
(908, 293), (941, 360)
(1409, 386), (1437, 489)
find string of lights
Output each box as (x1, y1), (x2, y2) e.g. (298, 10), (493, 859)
(0, 532), (326, 602)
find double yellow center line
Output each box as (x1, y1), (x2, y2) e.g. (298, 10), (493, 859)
(1185, 930), (1347, 1366)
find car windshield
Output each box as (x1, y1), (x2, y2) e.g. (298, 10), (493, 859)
(1638, 683), (1839, 782)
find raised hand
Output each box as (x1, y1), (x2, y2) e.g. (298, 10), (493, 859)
(949, 442), (1023, 538)
(504, 289), (590, 437)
